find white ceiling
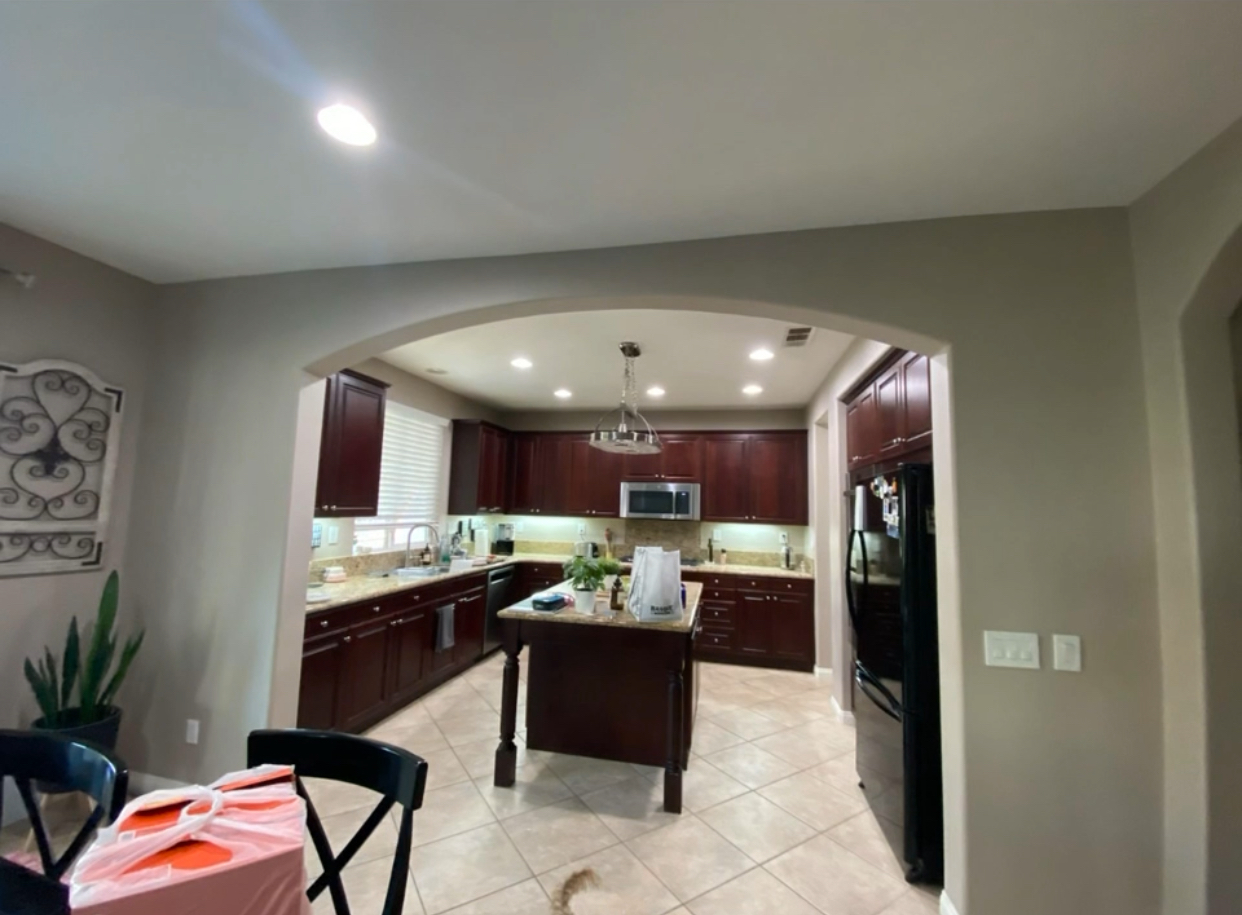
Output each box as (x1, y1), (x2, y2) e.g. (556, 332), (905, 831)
(381, 310), (854, 411)
(4, 3), (1242, 283)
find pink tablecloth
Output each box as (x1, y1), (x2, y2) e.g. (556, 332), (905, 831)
(69, 767), (311, 915)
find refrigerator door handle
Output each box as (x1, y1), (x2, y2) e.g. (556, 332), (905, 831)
(855, 663), (902, 721)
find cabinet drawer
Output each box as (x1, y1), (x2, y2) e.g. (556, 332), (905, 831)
(697, 630), (735, 652)
(704, 586), (736, 603)
(304, 611), (349, 641)
(737, 576), (814, 596)
(700, 604), (735, 627)
(702, 575), (737, 590)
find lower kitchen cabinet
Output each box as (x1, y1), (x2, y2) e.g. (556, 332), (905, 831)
(299, 571), (491, 734)
(685, 571), (815, 671)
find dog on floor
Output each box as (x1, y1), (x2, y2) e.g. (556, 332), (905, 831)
(550, 868), (600, 913)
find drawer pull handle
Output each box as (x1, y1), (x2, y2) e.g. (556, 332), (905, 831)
(320, 620), (329, 628)
(373, 606), (381, 613)
(343, 635), (352, 643)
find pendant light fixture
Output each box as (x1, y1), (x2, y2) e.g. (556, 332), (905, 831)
(590, 342), (662, 455)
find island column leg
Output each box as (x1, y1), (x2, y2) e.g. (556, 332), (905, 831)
(494, 625), (521, 788)
(663, 667), (684, 813)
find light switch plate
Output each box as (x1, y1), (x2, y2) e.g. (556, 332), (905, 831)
(984, 631), (1040, 669)
(1053, 634), (1082, 672)
(327, 525), (339, 546)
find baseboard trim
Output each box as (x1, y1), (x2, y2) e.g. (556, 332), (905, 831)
(129, 772), (189, 795)
(813, 665), (833, 676)
(941, 890), (962, 915)
(831, 694), (856, 725)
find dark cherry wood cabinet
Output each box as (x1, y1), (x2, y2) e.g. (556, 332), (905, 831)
(453, 586), (486, 664)
(297, 633), (346, 730)
(337, 613), (397, 731)
(387, 608), (430, 705)
(845, 349), (933, 476)
(539, 435), (573, 516)
(684, 571), (815, 671)
(622, 434), (702, 482)
(702, 432), (808, 525)
(448, 421), (510, 515)
(315, 370), (389, 517)
(568, 438), (624, 517)
(510, 433), (544, 514)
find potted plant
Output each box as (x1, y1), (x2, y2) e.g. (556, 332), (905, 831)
(563, 556), (606, 615)
(23, 570), (144, 753)
(598, 557), (623, 594)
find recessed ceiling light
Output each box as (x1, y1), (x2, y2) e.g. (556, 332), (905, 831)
(426, 368), (448, 375)
(510, 357), (533, 369)
(647, 386), (665, 398)
(317, 104), (377, 146)
(742, 384), (763, 395)
(749, 348), (774, 361)
(554, 389), (573, 399)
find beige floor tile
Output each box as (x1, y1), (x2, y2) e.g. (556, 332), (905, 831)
(826, 810), (908, 881)
(766, 833), (908, 915)
(625, 815), (755, 902)
(695, 697), (743, 720)
(708, 707), (790, 741)
(441, 878), (550, 915)
(759, 770), (867, 831)
(740, 673), (820, 698)
(792, 690), (839, 717)
(579, 776), (680, 841)
(698, 792), (816, 863)
(303, 776), (381, 820)
(537, 844), (681, 915)
(545, 754), (639, 795)
(426, 690), (495, 722)
(748, 697), (825, 727)
(410, 823), (532, 915)
(372, 719), (450, 755)
(437, 709), (502, 748)
(804, 752), (867, 802)
(679, 759), (751, 813)
(421, 745), (473, 791)
(407, 781), (496, 848)
(319, 803), (399, 866)
(684, 867), (819, 915)
(689, 720), (747, 755)
(875, 890), (941, 915)
(454, 736), (547, 780)
(311, 854), (424, 915)
(371, 701), (434, 732)
(474, 767), (574, 820)
(752, 720), (854, 770)
(502, 797), (619, 874)
(703, 744), (800, 790)
(707, 683), (779, 708)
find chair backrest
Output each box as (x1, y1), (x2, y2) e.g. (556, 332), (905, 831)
(0, 729), (129, 881)
(248, 729), (428, 915)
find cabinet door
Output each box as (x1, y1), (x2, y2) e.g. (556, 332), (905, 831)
(736, 592), (770, 657)
(901, 353), (932, 450)
(337, 618), (392, 731)
(702, 435), (751, 522)
(510, 434), (543, 514)
(747, 434), (807, 525)
(297, 635), (345, 730)
(623, 448), (664, 481)
(478, 425), (509, 513)
(431, 602), (459, 674)
(875, 364), (905, 457)
(589, 447), (623, 516)
(660, 435), (703, 481)
(539, 436), (573, 515)
(388, 610), (430, 703)
(852, 388), (879, 469)
(566, 439), (595, 516)
(315, 371), (388, 517)
(768, 593), (815, 663)
(454, 588), (486, 664)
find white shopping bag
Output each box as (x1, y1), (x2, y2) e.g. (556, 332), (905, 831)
(628, 547), (683, 623)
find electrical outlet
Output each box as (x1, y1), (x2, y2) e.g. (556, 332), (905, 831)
(327, 525), (339, 546)
(779, 532), (789, 545)
(185, 719), (200, 745)
(712, 528), (723, 541)
(577, 523), (586, 538)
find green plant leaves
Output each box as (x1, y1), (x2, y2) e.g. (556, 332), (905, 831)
(62, 617), (80, 709)
(100, 632), (144, 709)
(24, 657), (59, 725)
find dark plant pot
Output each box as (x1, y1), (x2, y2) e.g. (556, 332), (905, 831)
(31, 706), (122, 794)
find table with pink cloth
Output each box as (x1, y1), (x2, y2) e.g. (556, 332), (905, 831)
(68, 765), (311, 915)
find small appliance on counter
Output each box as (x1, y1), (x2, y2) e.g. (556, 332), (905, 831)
(574, 541), (599, 558)
(494, 523), (515, 556)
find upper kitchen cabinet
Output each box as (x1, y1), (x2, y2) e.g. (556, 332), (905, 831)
(448, 421), (510, 514)
(622, 434), (702, 482)
(315, 370), (390, 517)
(509, 433), (544, 514)
(845, 349), (933, 476)
(702, 432), (808, 525)
(567, 437), (624, 516)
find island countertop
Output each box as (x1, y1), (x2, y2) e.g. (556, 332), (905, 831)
(498, 581), (702, 634)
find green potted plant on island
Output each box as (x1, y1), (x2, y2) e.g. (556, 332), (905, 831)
(23, 570), (145, 753)
(564, 556), (606, 615)
(598, 557), (623, 595)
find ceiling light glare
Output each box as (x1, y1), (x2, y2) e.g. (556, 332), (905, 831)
(510, 357), (533, 369)
(742, 384), (763, 395)
(554, 388), (573, 399)
(749, 348), (774, 361)
(317, 104), (377, 146)
(646, 386), (665, 397)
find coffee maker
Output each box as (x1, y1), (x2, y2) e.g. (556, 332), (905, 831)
(494, 523), (515, 556)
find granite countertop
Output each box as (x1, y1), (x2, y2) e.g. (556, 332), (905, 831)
(307, 554), (812, 614)
(498, 581), (702, 634)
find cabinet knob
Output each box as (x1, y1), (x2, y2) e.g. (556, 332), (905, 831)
(373, 605), (381, 613)
(343, 635), (352, 643)
(319, 620), (329, 628)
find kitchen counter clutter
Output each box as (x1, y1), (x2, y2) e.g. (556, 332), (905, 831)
(498, 580), (703, 633)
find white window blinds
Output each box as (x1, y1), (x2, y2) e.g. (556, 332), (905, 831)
(360, 401), (447, 526)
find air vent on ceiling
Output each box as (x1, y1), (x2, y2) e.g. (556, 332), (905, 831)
(782, 326), (814, 348)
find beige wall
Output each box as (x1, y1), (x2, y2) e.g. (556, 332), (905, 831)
(1130, 116), (1242, 915)
(119, 208), (1161, 915)
(501, 408), (807, 431)
(0, 224), (154, 737)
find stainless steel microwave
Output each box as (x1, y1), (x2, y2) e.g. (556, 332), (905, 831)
(619, 482), (701, 521)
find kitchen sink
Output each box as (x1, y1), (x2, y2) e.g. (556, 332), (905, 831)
(396, 566), (450, 579)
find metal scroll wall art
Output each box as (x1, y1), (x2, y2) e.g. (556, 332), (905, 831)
(0, 360), (124, 576)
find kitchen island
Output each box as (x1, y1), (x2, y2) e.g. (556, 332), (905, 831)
(493, 581), (702, 813)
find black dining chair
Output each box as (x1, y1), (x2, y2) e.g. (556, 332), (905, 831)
(0, 730), (129, 915)
(247, 729), (428, 915)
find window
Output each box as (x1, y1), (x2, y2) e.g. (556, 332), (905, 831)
(354, 402), (448, 551)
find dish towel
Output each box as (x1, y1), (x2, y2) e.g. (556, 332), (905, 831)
(436, 603), (456, 652)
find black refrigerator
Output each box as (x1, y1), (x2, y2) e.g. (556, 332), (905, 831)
(847, 463), (943, 885)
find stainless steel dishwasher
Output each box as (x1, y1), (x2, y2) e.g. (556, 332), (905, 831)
(484, 564), (515, 654)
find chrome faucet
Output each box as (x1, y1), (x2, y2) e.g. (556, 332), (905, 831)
(405, 524), (441, 568)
